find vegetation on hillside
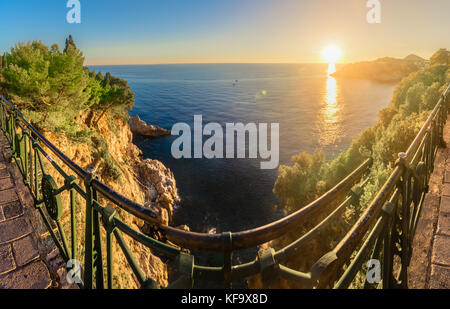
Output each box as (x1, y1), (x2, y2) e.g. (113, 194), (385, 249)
(0, 36), (135, 182)
(331, 54), (427, 82)
(268, 48), (450, 288)
(0, 36), (134, 140)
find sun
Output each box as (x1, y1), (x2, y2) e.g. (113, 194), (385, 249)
(322, 45), (342, 64)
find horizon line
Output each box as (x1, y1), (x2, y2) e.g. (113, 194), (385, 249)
(83, 54), (429, 67)
(84, 61), (346, 66)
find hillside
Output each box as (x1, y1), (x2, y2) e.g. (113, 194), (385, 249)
(331, 54), (427, 82)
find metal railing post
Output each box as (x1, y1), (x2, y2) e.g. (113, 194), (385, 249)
(92, 185), (105, 289)
(221, 232), (233, 289)
(84, 171), (95, 289)
(84, 169), (104, 289)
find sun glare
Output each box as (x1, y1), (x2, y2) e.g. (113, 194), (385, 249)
(322, 45), (342, 64)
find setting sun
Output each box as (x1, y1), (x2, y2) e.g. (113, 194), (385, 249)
(323, 45), (342, 63)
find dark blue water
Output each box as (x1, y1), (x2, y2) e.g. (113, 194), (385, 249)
(88, 64), (395, 233)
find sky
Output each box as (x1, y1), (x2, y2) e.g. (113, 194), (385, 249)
(0, 0), (449, 65)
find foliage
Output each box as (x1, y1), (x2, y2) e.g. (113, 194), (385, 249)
(430, 48), (450, 66)
(91, 135), (122, 181)
(0, 36), (134, 182)
(88, 72), (135, 125)
(1, 40), (89, 112)
(0, 37), (134, 132)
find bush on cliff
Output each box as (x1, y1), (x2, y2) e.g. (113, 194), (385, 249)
(0, 36), (134, 136)
(430, 48), (450, 66)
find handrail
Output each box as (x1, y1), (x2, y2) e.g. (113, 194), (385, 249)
(0, 81), (448, 289)
(158, 158), (371, 251)
(1, 97), (161, 224)
(405, 93), (447, 159)
(0, 94), (371, 250)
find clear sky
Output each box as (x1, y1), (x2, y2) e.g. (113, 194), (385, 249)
(0, 0), (449, 65)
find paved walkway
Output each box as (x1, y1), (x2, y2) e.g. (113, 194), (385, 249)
(0, 133), (53, 289)
(409, 115), (450, 289)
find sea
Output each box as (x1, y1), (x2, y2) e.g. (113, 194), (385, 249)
(88, 63), (396, 234)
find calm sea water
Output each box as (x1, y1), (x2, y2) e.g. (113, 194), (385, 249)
(89, 64), (395, 233)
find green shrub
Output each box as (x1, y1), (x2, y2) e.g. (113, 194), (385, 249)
(91, 135), (122, 181)
(0, 36), (134, 141)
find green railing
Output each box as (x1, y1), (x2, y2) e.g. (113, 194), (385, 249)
(0, 83), (449, 289)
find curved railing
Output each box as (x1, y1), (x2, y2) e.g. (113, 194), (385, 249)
(0, 83), (449, 289)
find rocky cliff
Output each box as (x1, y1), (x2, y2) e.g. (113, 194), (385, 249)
(39, 109), (179, 288)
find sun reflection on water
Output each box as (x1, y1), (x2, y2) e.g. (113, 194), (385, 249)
(319, 63), (342, 146)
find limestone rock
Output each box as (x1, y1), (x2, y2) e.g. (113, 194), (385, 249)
(137, 158), (180, 223)
(129, 115), (171, 137)
(143, 201), (169, 226)
(148, 185), (158, 201)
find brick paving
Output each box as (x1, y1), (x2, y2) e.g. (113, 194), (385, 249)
(409, 115), (450, 289)
(430, 169), (450, 288)
(0, 133), (52, 289)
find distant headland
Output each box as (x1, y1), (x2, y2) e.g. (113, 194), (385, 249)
(332, 54), (427, 83)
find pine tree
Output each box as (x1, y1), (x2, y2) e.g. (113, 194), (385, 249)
(2, 53), (7, 68)
(64, 35), (77, 53)
(103, 72), (112, 87)
(1, 40), (88, 111)
(1, 39), (135, 133)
